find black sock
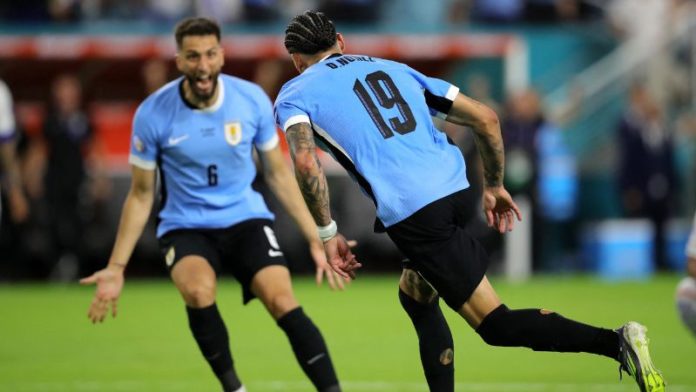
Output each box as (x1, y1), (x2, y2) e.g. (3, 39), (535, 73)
(277, 307), (340, 392)
(187, 304), (242, 392)
(399, 289), (454, 392)
(475, 304), (620, 360)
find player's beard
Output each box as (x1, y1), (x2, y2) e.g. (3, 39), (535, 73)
(186, 72), (219, 103)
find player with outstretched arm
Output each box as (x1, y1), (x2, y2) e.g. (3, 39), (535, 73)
(81, 17), (345, 392)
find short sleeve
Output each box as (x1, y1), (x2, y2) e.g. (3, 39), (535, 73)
(405, 65), (459, 118)
(687, 212), (696, 258)
(252, 90), (279, 152)
(0, 80), (16, 143)
(128, 105), (160, 170)
(274, 85), (310, 133)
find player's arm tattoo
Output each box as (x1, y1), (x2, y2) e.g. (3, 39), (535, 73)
(448, 94), (505, 187)
(400, 269), (438, 304)
(286, 123), (332, 226)
(472, 129), (504, 188)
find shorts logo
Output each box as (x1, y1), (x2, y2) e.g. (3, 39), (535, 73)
(263, 226), (283, 257)
(165, 246), (176, 267)
(224, 122), (242, 146)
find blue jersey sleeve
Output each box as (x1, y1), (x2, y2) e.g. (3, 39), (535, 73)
(128, 105), (160, 170)
(274, 85), (310, 133)
(405, 65), (459, 118)
(252, 89), (279, 151)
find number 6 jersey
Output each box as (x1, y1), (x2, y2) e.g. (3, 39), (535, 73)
(130, 75), (277, 237)
(274, 54), (469, 228)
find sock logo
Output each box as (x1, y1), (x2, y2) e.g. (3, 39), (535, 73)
(306, 352), (326, 365)
(439, 348), (454, 365)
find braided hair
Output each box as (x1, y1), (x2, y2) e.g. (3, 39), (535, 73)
(284, 11), (337, 55)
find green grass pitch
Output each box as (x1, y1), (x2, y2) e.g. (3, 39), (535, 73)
(1, 274), (695, 391)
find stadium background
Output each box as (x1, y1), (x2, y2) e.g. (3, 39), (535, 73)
(0, 1), (695, 391)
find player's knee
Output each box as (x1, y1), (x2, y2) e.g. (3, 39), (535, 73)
(475, 304), (518, 346)
(399, 288), (438, 317)
(399, 269), (438, 305)
(267, 292), (299, 320)
(181, 281), (216, 308)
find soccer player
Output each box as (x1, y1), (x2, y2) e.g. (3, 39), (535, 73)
(274, 11), (665, 392)
(0, 78), (29, 226)
(80, 18), (343, 392)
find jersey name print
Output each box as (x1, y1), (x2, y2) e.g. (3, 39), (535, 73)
(130, 74), (279, 237)
(275, 54), (469, 228)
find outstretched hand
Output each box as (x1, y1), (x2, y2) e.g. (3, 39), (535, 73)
(309, 239), (351, 290)
(483, 185), (522, 233)
(79, 266), (125, 323)
(323, 233), (362, 280)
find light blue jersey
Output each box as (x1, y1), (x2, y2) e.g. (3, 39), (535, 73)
(130, 74), (278, 237)
(274, 54), (469, 228)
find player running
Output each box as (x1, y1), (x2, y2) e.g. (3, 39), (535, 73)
(81, 17), (344, 392)
(274, 10), (665, 392)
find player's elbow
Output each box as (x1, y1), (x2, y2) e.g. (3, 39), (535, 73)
(477, 107), (500, 130)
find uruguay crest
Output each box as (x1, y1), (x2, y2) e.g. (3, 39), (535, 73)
(224, 122), (242, 146)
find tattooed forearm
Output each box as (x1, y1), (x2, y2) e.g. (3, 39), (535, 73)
(446, 94), (505, 187)
(287, 123), (332, 226)
(472, 132), (504, 187)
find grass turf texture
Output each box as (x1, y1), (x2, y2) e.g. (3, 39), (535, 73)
(1, 274), (694, 391)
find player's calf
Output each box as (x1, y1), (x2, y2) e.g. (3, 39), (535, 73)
(186, 303), (243, 392)
(399, 268), (454, 392)
(277, 307), (340, 392)
(475, 304), (620, 359)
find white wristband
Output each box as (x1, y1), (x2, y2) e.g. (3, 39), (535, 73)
(318, 220), (338, 242)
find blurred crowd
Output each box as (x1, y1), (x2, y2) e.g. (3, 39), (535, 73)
(0, 0), (607, 25)
(1, 0), (696, 281)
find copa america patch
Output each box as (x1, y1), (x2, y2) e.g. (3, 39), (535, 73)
(133, 135), (145, 153)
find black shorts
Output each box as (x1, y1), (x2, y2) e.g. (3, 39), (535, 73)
(158, 219), (287, 304)
(386, 189), (488, 310)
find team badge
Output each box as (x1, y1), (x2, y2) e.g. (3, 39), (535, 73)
(165, 246), (176, 267)
(224, 122), (242, 146)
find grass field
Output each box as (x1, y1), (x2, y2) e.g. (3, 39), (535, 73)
(1, 274), (695, 391)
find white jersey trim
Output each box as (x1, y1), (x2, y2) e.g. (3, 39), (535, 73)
(445, 85), (459, 101)
(128, 154), (157, 170)
(0, 80), (16, 138)
(256, 133), (279, 151)
(283, 114), (310, 132)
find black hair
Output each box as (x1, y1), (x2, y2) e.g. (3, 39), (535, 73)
(284, 11), (337, 55)
(174, 17), (221, 49)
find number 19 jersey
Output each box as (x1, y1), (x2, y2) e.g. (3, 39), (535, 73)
(130, 75), (277, 237)
(274, 54), (469, 228)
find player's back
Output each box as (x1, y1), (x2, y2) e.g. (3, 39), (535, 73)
(275, 54), (469, 228)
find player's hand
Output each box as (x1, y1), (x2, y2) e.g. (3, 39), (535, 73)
(323, 233), (361, 280)
(483, 185), (522, 233)
(309, 239), (349, 290)
(79, 265), (125, 324)
(7, 187), (29, 223)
